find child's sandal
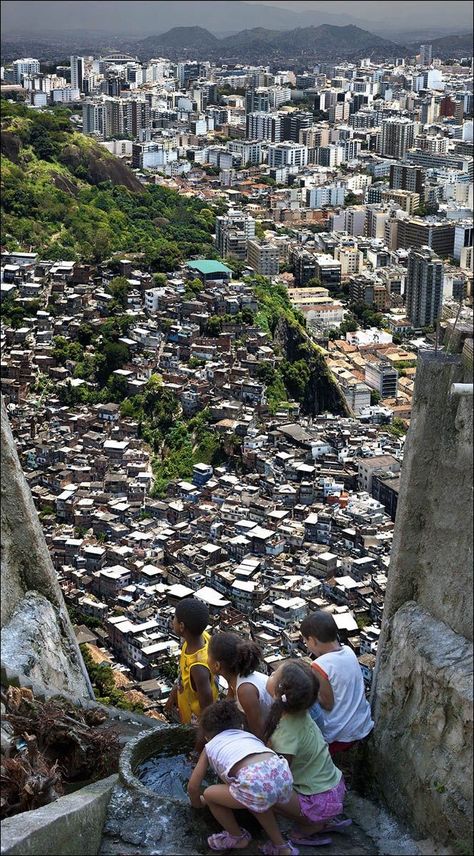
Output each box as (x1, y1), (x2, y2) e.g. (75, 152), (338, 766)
(208, 828), (251, 850)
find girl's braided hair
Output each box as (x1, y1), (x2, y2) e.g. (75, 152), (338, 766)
(263, 659), (319, 744)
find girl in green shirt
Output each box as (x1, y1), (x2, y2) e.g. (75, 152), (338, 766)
(265, 660), (350, 847)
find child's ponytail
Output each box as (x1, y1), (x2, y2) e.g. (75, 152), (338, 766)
(233, 640), (262, 677)
(263, 698), (286, 744)
(263, 660), (319, 744)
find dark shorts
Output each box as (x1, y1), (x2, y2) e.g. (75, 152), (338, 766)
(328, 739), (358, 755)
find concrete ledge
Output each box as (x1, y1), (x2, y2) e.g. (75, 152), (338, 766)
(0, 774), (118, 856)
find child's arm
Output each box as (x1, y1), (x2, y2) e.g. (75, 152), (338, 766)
(268, 738), (294, 768)
(187, 748), (209, 809)
(236, 682), (264, 738)
(312, 663), (334, 710)
(164, 684), (178, 713)
(190, 663), (215, 713)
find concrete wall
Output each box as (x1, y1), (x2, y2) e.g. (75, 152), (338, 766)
(0, 775), (118, 856)
(370, 350), (473, 849)
(1, 398), (93, 699)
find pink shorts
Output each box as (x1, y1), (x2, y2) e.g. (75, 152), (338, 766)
(298, 776), (346, 823)
(228, 754), (293, 813)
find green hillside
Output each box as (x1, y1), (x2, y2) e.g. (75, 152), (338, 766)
(0, 101), (220, 267)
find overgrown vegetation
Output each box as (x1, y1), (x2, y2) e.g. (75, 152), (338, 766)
(387, 417), (407, 438)
(249, 276), (346, 416)
(1, 100), (222, 265)
(80, 644), (145, 712)
(120, 380), (227, 496)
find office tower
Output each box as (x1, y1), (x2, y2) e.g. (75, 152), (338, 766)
(396, 218), (455, 257)
(453, 221), (473, 263)
(419, 44), (433, 66)
(12, 57), (40, 84)
(70, 56), (84, 91)
(245, 88), (270, 113)
(123, 99), (151, 137)
(379, 118), (415, 159)
(246, 112), (281, 142)
(280, 111), (313, 142)
(82, 102), (107, 137)
(389, 163), (424, 195)
(406, 247), (444, 328)
(176, 62), (204, 88)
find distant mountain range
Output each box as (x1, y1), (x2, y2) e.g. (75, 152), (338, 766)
(130, 24), (404, 62)
(1, 22), (472, 65)
(417, 32), (474, 56)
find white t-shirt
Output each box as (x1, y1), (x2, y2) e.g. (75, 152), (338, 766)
(205, 728), (273, 782)
(313, 645), (374, 743)
(236, 671), (274, 717)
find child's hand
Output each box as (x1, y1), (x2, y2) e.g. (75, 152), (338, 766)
(164, 685), (178, 712)
(188, 786), (203, 809)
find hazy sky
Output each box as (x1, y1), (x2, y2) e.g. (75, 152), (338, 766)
(2, 0), (472, 37)
(252, 0), (472, 26)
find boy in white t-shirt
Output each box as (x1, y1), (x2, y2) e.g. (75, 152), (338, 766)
(300, 612), (373, 756)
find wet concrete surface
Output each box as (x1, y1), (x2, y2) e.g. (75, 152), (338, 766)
(99, 787), (450, 856)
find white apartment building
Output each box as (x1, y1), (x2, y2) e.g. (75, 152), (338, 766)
(70, 56), (84, 91)
(267, 142), (308, 169)
(13, 57), (40, 84)
(340, 380), (372, 415)
(307, 183), (345, 208)
(99, 139), (133, 157)
(52, 87), (80, 103)
(335, 245), (364, 278)
(226, 139), (263, 165)
(364, 360), (399, 399)
(246, 112), (281, 142)
(247, 240), (280, 277)
(82, 102), (107, 137)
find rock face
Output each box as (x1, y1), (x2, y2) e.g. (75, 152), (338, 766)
(1, 398), (93, 699)
(1, 592), (91, 696)
(273, 317), (350, 416)
(59, 143), (144, 193)
(370, 349), (473, 850)
(0, 132), (21, 163)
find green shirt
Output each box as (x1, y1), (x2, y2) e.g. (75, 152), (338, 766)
(270, 711), (342, 795)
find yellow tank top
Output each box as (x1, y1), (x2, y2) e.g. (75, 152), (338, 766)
(177, 631), (218, 724)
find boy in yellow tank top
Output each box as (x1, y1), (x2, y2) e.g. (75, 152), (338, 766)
(166, 598), (218, 724)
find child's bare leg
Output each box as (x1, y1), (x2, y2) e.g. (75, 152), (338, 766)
(253, 809), (287, 847)
(202, 784), (247, 839)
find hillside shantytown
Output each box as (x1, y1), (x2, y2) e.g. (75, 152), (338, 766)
(0, 37), (473, 719)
